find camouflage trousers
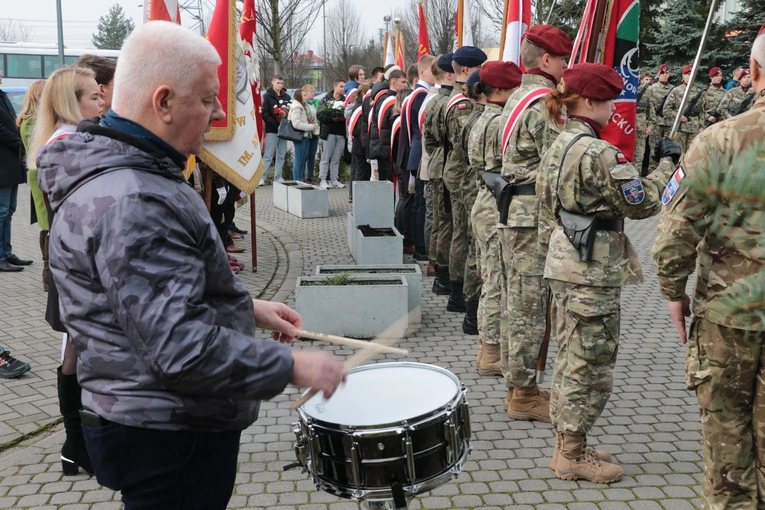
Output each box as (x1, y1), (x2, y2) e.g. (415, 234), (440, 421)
(688, 317), (765, 510)
(428, 178), (452, 269)
(463, 186), (481, 301)
(634, 113), (648, 175)
(676, 131), (696, 155)
(548, 280), (621, 434)
(647, 124), (668, 172)
(446, 183), (469, 284)
(498, 226), (549, 388)
(470, 187), (502, 346)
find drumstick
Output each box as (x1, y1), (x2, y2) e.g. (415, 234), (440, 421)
(289, 308), (418, 410)
(294, 329), (409, 355)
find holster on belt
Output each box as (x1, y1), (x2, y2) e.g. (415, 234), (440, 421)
(483, 172), (512, 225)
(559, 210), (624, 263)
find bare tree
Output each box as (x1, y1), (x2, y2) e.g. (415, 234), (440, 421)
(477, 0), (587, 41)
(324, 0), (364, 83)
(0, 19), (35, 42)
(256, 0), (323, 77)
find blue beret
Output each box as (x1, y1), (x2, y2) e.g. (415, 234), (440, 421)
(453, 46), (488, 68)
(466, 70), (481, 90)
(437, 53), (454, 73)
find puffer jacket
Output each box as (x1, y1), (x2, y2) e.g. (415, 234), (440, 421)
(369, 88), (396, 160)
(37, 119), (294, 432)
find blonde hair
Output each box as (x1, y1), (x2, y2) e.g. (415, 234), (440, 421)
(544, 83), (583, 127)
(393, 89), (411, 116)
(112, 21), (221, 117)
(28, 67), (96, 167)
(15, 80), (46, 129)
(520, 39), (548, 70)
(301, 84), (315, 94)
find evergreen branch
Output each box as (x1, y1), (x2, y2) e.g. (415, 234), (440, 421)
(723, 271), (765, 325)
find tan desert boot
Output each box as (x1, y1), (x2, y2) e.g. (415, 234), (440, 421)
(506, 384), (551, 422)
(504, 387), (550, 410)
(478, 342), (502, 376)
(476, 338), (484, 368)
(555, 433), (623, 484)
(549, 431), (613, 471)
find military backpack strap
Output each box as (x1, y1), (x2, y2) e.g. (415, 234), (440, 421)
(481, 113), (501, 156)
(655, 88), (675, 117)
(461, 110), (483, 155)
(554, 134), (592, 206)
(734, 93), (756, 116)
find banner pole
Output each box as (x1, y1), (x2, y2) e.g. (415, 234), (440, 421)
(250, 192), (258, 272)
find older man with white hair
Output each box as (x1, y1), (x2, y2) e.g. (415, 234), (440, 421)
(652, 24), (765, 509)
(37, 21), (344, 510)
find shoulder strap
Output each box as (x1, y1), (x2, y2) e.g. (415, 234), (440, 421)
(377, 96), (397, 136)
(481, 113), (502, 157)
(501, 87), (553, 154)
(348, 107), (364, 143)
(461, 110), (484, 155)
(554, 133), (592, 209)
(446, 93), (474, 115)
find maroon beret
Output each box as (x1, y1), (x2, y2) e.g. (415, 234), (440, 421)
(480, 61), (522, 90)
(562, 63), (624, 101)
(682, 64), (693, 74)
(657, 64), (669, 73)
(759, 23), (765, 35)
(709, 67), (721, 78)
(741, 68), (751, 77)
(523, 24), (573, 57)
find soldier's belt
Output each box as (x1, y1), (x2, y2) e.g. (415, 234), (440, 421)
(512, 184), (536, 196)
(559, 210), (623, 263)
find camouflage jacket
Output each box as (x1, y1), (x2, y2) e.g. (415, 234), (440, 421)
(467, 102), (504, 189)
(443, 86), (474, 194)
(645, 81), (674, 130)
(716, 85), (756, 120)
(703, 84), (726, 118)
(499, 74), (560, 230)
(652, 90), (765, 330)
(423, 86), (452, 180)
(37, 120), (294, 431)
(460, 102), (485, 206)
(537, 118), (674, 287)
(663, 83), (707, 134)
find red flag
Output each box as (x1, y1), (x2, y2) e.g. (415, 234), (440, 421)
(499, 0), (531, 66)
(206, 0), (237, 139)
(395, 29), (405, 70)
(240, 0), (264, 141)
(417, 0), (431, 61)
(148, 0), (181, 23)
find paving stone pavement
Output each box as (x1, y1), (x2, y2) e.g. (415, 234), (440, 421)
(0, 183), (703, 509)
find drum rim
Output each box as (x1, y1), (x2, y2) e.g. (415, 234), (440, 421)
(297, 362), (464, 430)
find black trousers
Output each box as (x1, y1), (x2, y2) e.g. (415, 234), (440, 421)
(411, 177), (427, 255)
(395, 169), (414, 247)
(349, 154), (371, 199)
(83, 421), (241, 510)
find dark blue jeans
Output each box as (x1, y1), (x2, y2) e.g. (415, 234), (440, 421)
(83, 421), (241, 510)
(305, 137), (319, 180)
(292, 138), (310, 181)
(0, 184), (18, 261)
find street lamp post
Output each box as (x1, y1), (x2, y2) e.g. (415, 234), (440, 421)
(323, 0), (327, 92)
(55, 0), (65, 67)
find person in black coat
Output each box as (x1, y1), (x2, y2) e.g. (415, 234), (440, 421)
(260, 76), (292, 184)
(0, 71), (32, 272)
(345, 84), (371, 201)
(370, 69), (408, 181)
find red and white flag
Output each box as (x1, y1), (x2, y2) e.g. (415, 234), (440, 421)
(455, 0), (473, 49)
(383, 31), (395, 67)
(144, 0), (181, 23)
(199, 0), (264, 193)
(239, 0), (263, 141)
(395, 29), (405, 70)
(417, 0), (431, 61)
(499, 0), (531, 65)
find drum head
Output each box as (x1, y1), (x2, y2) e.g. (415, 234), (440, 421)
(301, 362), (461, 427)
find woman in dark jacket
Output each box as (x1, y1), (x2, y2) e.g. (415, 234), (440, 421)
(346, 84), (371, 201)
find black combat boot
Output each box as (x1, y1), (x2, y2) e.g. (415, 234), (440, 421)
(447, 280), (466, 312)
(58, 367), (94, 475)
(462, 299), (479, 334)
(432, 267), (451, 295)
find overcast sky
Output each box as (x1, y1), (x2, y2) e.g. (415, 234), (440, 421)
(1, 0), (408, 55)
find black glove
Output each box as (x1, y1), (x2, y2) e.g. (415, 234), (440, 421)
(653, 137), (681, 165)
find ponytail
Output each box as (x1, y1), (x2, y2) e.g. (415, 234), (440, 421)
(545, 84), (582, 127)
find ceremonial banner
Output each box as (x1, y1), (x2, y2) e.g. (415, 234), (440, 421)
(144, 0), (181, 23)
(574, 0), (639, 161)
(240, 0), (264, 141)
(417, 0), (431, 61)
(200, 0), (264, 194)
(499, 0), (531, 65)
(395, 29), (405, 70)
(455, 0), (473, 49)
(383, 32), (395, 67)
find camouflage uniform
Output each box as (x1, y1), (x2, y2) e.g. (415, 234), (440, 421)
(461, 103), (485, 303)
(716, 85), (757, 121)
(443, 87), (478, 293)
(467, 103), (504, 347)
(663, 82), (707, 154)
(653, 90), (765, 510)
(645, 81), (673, 171)
(499, 74), (561, 389)
(703, 84), (726, 124)
(423, 86), (453, 269)
(537, 117), (675, 435)
(634, 83), (651, 173)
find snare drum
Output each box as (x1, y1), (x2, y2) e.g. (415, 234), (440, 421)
(293, 362), (471, 501)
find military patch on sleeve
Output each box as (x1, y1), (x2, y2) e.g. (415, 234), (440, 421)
(458, 104), (468, 109)
(616, 152), (628, 164)
(662, 167), (686, 205)
(621, 179), (645, 205)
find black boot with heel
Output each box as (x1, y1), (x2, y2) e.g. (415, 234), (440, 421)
(57, 367), (94, 475)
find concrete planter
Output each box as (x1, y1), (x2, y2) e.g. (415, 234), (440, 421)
(273, 180), (299, 213)
(351, 181), (394, 228)
(346, 212), (355, 259)
(295, 274), (409, 338)
(287, 182), (329, 219)
(353, 225), (403, 265)
(315, 264), (422, 326)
